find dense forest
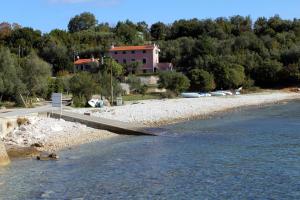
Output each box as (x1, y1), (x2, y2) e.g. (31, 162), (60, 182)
(1, 12), (300, 104)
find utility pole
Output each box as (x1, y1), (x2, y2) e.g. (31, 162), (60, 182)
(110, 58), (114, 105)
(73, 50), (76, 73)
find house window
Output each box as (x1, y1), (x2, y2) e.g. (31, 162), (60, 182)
(143, 50), (146, 54)
(123, 51), (126, 54)
(123, 59), (127, 64)
(131, 50), (135, 54)
(143, 58), (147, 64)
(143, 69), (147, 74)
(114, 51), (118, 55)
(115, 59), (119, 63)
(131, 59), (135, 62)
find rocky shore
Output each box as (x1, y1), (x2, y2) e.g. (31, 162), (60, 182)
(0, 142), (10, 166)
(2, 117), (117, 159)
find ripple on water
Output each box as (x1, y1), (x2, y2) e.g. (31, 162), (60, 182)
(1, 100), (300, 199)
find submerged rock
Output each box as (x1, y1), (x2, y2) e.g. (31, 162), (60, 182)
(31, 142), (44, 148)
(6, 146), (40, 158)
(0, 142), (10, 166)
(37, 152), (59, 161)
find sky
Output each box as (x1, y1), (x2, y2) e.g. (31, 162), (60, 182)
(1, 0), (300, 33)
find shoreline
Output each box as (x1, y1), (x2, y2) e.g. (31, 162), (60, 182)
(2, 117), (118, 159)
(71, 91), (300, 127)
(2, 90), (300, 160)
(145, 97), (300, 127)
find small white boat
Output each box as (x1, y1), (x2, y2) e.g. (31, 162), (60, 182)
(88, 99), (104, 108)
(88, 99), (98, 107)
(199, 93), (212, 97)
(223, 91), (233, 96)
(210, 91), (226, 96)
(234, 87), (243, 95)
(236, 87), (243, 92)
(181, 93), (201, 98)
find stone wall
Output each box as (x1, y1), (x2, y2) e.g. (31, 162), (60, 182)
(139, 75), (159, 85)
(0, 142), (10, 166)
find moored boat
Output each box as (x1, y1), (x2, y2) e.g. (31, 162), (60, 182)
(181, 93), (201, 98)
(210, 91), (226, 96)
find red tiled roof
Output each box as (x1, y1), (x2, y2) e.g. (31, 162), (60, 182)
(109, 45), (157, 51)
(74, 59), (98, 65)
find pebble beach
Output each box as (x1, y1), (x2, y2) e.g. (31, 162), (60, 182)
(1, 90), (300, 156)
(3, 117), (117, 153)
(71, 91), (300, 125)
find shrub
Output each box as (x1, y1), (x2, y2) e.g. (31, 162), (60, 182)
(17, 117), (29, 126)
(126, 74), (142, 93)
(252, 59), (282, 87)
(70, 72), (100, 100)
(140, 84), (148, 96)
(189, 69), (216, 91)
(158, 71), (190, 95)
(72, 95), (87, 107)
(160, 90), (177, 99)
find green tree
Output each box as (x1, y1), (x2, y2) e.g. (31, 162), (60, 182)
(189, 69), (216, 91)
(126, 74), (142, 93)
(279, 63), (300, 85)
(7, 27), (42, 56)
(114, 20), (144, 45)
(70, 72), (100, 100)
(158, 71), (190, 94)
(21, 52), (52, 97)
(125, 61), (142, 74)
(39, 35), (73, 73)
(95, 72), (123, 98)
(150, 22), (168, 40)
(0, 47), (22, 101)
(102, 57), (124, 76)
(252, 60), (283, 87)
(68, 12), (97, 33)
(212, 61), (246, 89)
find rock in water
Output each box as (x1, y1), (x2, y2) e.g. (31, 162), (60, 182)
(37, 152), (59, 161)
(31, 142), (44, 148)
(0, 142), (10, 166)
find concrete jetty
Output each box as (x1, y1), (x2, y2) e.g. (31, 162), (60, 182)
(48, 111), (155, 136)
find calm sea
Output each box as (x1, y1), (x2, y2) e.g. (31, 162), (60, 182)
(1, 100), (300, 199)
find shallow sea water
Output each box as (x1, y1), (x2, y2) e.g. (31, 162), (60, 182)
(1, 100), (300, 199)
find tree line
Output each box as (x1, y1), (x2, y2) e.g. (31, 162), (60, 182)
(1, 13), (300, 104)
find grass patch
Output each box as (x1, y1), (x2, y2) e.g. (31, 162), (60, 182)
(122, 93), (161, 102)
(136, 73), (159, 77)
(242, 87), (264, 94)
(0, 101), (16, 108)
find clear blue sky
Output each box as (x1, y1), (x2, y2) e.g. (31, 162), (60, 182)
(1, 0), (300, 33)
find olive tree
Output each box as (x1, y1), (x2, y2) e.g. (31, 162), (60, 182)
(158, 71), (190, 95)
